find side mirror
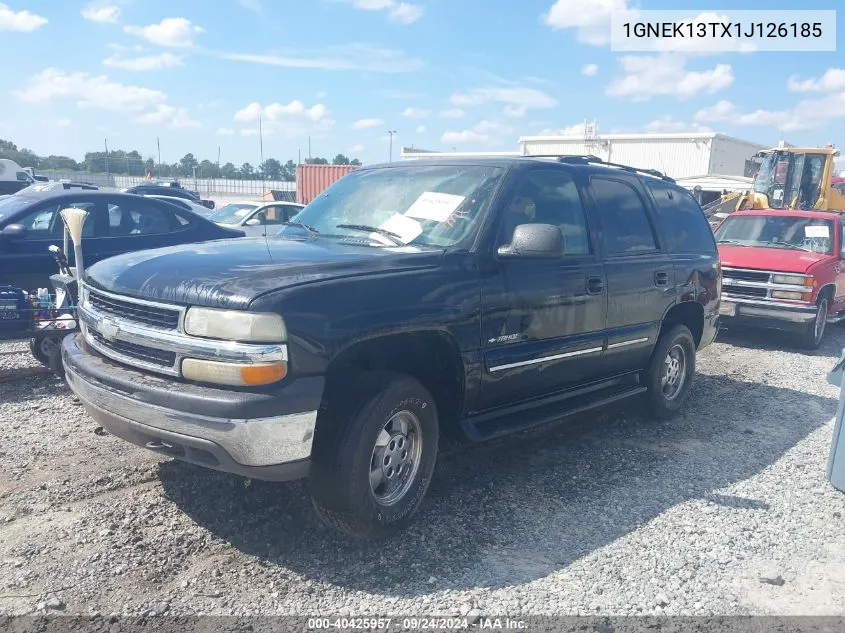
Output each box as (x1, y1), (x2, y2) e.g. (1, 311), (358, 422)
(244, 218), (261, 226)
(0, 224), (27, 240)
(497, 223), (564, 259)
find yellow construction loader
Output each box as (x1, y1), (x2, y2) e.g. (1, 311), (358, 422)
(704, 146), (845, 226)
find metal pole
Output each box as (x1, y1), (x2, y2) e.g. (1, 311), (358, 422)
(104, 138), (109, 182)
(387, 130), (397, 162)
(308, 137), (312, 161)
(157, 137), (161, 177)
(259, 116), (265, 195)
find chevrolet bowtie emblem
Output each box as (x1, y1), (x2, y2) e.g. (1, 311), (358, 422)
(99, 320), (120, 340)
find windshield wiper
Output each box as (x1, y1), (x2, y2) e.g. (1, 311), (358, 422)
(279, 221), (319, 236)
(717, 239), (748, 246)
(766, 240), (812, 252)
(336, 224), (404, 245)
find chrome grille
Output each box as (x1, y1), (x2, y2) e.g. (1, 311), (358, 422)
(89, 330), (176, 367)
(722, 268), (768, 283)
(723, 285), (767, 299)
(87, 288), (180, 330)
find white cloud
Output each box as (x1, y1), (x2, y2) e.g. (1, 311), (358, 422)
(233, 100), (335, 138)
(217, 127), (235, 136)
(44, 118), (73, 128)
(219, 43), (422, 73)
(415, 125), (426, 133)
(535, 122), (591, 136)
(0, 2), (47, 31)
(350, 143), (365, 153)
(441, 120), (514, 146)
(13, 68), (167, 111)
(788, 68), (845, 93)
(694, 96), (845, 133)
(352, 118), (384, 129)
(401, 107), (429, 119)
(81, 4), (120, 23)
(606, 54), (734, 101)
(451, 86), (558, 112)
(345, 0), (424, 24)
(439, 108), (465, 119)
(503, 105), (526, 118)
(136, 104), (200, 128)
(542, 0), (629, 46)
(124, 17), (204, 47)
(643, 116), (713, 133)
(103, 52), (184, 71)
(581, 63), (598, 76)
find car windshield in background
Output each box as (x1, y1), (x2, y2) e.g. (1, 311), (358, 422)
(714, 215), (834, 254)
(281, 165), (504, 247)
(208, 203), (258, 225)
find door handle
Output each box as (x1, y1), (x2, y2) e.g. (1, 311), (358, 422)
(586, 276), (604, 294)
(655, 271), (670, 287)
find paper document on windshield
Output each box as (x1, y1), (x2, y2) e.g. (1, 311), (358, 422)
(405, 191), (466, 222)
(805, 225), (830, 238)
(374, 214), (422, 244)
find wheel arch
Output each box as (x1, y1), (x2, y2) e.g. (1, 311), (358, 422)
(660, 300), (705, 347)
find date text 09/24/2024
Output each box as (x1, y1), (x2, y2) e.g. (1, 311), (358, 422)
(306, 618), (528, 630)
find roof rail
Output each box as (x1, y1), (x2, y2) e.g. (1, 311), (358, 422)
(526, 154), (676, 183)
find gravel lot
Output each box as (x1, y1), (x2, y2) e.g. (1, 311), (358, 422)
(2, 325), (845, 618)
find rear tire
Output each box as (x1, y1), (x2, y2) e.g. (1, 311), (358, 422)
(798, 297), (828, 350)
(309, 371), (439, 540)
(643, 325), (696, 419)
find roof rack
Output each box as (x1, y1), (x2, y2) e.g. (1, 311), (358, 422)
(526, 154), (676, 183)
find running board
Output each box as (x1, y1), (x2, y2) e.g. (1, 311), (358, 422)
(460, 384), (647, 442)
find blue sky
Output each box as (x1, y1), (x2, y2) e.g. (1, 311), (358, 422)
(1, 0), (843, 168)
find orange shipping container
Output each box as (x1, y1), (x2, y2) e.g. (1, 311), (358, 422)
(296, 164), (359, 205)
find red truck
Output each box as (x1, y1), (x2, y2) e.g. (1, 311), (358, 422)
(715, 208), (845, 349)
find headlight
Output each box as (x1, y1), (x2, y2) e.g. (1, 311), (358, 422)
(771, 290), (807, 301)
(184, 307), (287, 342)
(773, 274), (811, 286)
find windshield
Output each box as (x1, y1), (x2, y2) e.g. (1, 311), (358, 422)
(208, 203), (258, 225)
(752, 152), (792, 209)
(714, 215), (834, 254)
(280, 165), (503, 247)
(0, 195), (35, 223)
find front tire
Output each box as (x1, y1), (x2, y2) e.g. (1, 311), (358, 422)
(643, 324), (696, 419)
(310, 372), (439, 540)
(798, 297), (828, 350)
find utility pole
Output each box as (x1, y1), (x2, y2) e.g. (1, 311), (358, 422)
(308, 136), (312, 161)
(217, 146), (221, 177)
(104, 138), (110, 182)
(259, 115), (265, 195)
(156, 137), (161, 177)
(387, 130), (397, 162)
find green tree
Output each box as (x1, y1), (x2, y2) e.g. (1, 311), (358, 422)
(179, 153), (198, 175)
(305, 156), (328, 165)
(260, 158), (282, 179)
(332, 154), (350, 165)
(282, 160), (296, 181)
(198, 159), (217, 178)
(220, 162), (238, 179)
(351, 158), (362, 166)
(240, 162), (255, 178)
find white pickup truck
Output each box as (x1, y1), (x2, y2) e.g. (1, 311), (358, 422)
(0, 159), (36, 195)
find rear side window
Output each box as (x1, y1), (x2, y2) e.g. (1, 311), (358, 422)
(107, 202), (174, 236)
(647, 181), (716, 253)
(590, 177), (657, 255)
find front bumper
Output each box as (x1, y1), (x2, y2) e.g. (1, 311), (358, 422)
(62, 334), (323, 482)
(720, 295), (817, 330)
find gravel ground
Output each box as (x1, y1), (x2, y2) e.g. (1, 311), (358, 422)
(2, 325), (845, 618)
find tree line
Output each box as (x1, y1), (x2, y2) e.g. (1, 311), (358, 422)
(0, 138), (361, 181)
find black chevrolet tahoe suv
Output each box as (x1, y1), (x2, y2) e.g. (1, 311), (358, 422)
(62, 156), (720, 539)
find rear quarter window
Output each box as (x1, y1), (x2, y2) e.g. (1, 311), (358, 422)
(647, 181), (716, 253)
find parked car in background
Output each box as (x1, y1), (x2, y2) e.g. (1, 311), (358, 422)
(15, 181), (99, 195)
(122, 182), (215, 210)
(0, 158), (35, 195)
(143, 195), (216, 218)
(716, 208), (845, 349)
(0, 190), (243, 290)
(62, 156), (720, 539)
(208, 200), (305, 237)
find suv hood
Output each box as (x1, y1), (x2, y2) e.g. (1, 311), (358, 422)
(718, 244), (831, 274)
(84, 237), (443, 309)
